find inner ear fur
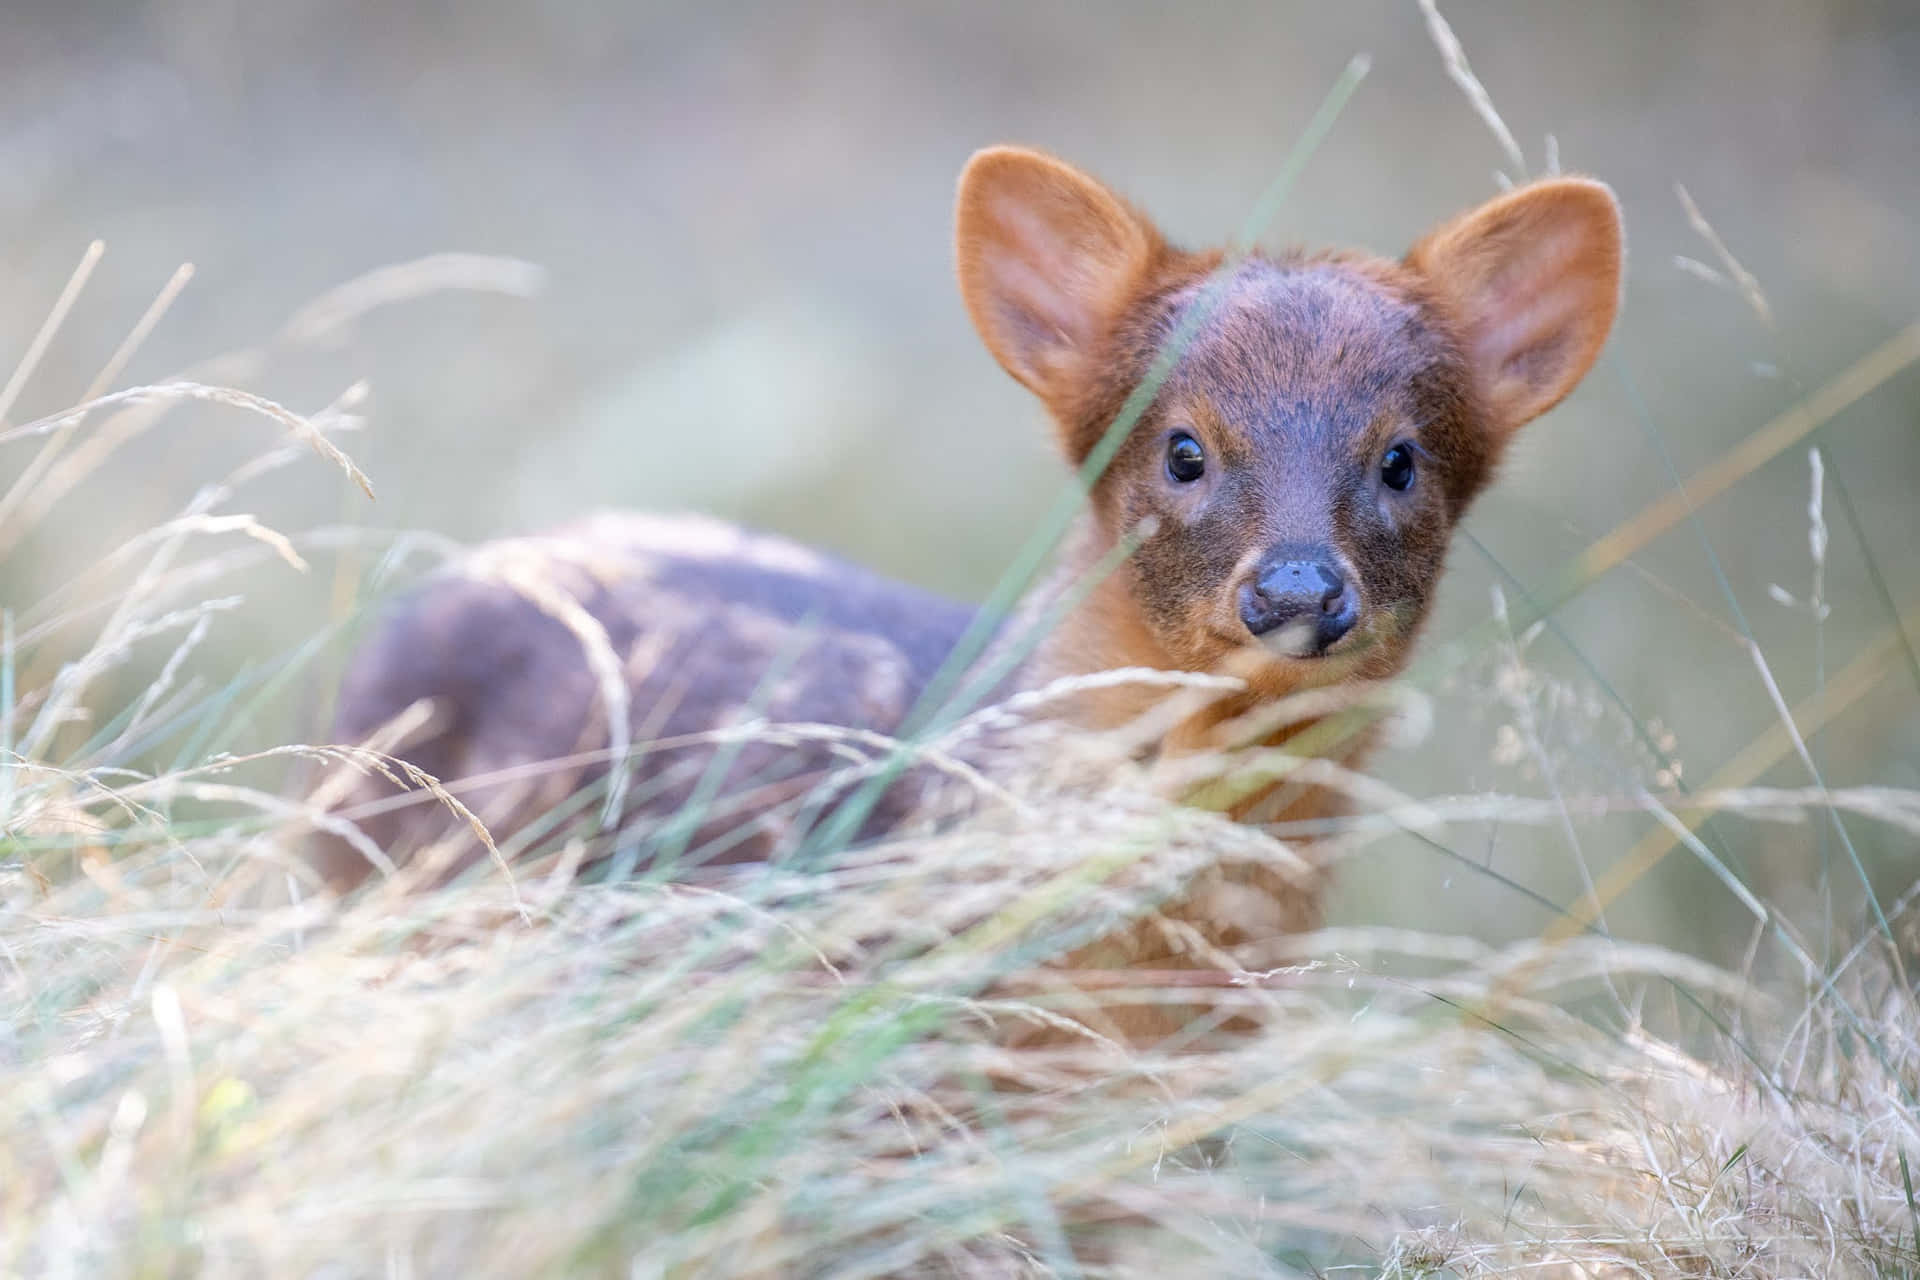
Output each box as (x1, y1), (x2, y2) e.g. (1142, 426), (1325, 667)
(1406, 177), (1624, 435)
(954, 146), (1161, 412)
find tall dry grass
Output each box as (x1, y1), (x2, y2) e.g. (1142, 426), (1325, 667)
(5, 648), (1920, 1276)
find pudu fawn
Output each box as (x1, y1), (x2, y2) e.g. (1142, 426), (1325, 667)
(321, 146), (1622, 1011)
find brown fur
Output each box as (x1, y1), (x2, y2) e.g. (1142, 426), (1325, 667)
(320, 147), (1622, 1037)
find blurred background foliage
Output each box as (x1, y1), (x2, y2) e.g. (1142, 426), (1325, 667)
(2, 0), (1916, 961)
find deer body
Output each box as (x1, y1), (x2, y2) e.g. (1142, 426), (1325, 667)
(323, 147), (1622, 1007)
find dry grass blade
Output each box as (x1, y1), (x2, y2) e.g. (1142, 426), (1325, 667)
(1677, 183), (1774, 328)
(1, 380), (376, 500)
(0, 261), (193, 542)
(1418, 0), (1526, 180)
(120, 514), (309, 575)
(281, 252), (547, 345)
(0, 239), (104, 425)
(1575, 322), (1920, 585)
(87, 263), (199, 404)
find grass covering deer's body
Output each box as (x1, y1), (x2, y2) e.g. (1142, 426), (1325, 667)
(322, 147), (1622, 1020)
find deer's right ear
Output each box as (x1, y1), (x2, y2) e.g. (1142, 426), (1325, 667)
(955, 147), (1159, 405)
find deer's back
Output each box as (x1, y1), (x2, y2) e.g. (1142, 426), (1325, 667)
(321, 512), (978, 885)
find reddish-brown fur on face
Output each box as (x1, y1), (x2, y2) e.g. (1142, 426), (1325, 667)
(956, 147), (1622, 744)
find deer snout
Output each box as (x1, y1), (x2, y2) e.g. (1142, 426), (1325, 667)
(1238, 555), (1357, 657)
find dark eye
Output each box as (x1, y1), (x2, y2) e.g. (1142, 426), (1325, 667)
(1166, 432), (1205, 483)
(1381, 443), (1415, 492)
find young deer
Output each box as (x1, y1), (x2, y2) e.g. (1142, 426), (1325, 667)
(320, 146), (1621, 1010)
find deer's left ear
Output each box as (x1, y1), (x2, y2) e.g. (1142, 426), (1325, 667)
(1407, 178), (1623, 436)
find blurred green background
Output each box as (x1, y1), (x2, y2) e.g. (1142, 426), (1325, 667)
(2, 1), (1916, 963)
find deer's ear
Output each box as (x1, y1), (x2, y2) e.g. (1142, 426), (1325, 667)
(955, 146), (1159, 405)
(1408, 178), (1623, 435)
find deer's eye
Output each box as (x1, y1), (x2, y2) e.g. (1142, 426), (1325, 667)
(1166, 432), (1206, 483)
(1381, 443), (1415, 492)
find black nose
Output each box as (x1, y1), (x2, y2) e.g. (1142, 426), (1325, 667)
(1238, 558), (1357, 655)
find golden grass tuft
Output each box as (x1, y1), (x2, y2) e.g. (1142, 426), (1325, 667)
(5, 752), (1919, 1275)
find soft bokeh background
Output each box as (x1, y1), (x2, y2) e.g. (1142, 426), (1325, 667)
(4, 1), (1916, 962)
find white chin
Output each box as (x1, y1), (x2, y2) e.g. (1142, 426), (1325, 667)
(1255, 618), (1323, 659)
